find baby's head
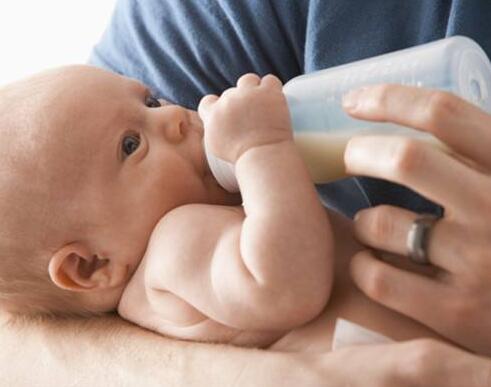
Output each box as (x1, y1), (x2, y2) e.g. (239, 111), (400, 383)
(0, 65), (228, 317)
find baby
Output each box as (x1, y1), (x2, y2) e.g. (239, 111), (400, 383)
(0, 64), (332, 340)
(0, 65), (438, 350)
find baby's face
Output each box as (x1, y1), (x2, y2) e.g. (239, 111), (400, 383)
(38, 66), (233, 269)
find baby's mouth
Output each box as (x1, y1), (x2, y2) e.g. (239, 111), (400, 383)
(187, 110), (204, 137)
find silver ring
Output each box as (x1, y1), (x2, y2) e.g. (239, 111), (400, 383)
(406, 214), (440, 265)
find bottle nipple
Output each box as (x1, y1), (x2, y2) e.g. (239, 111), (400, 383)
(203, 141), (239, 193)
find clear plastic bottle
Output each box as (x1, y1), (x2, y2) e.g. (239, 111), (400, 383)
(206, 36), (491, 192)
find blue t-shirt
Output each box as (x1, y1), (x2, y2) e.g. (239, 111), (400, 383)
(89, 0), (491, 217)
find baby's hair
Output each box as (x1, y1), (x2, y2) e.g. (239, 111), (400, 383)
(0, 158), (101, 318)
(0, 75), (103, 318)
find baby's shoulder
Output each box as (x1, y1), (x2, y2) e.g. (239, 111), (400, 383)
(157, 203), (243, 224)
(144, 203), (244, 276)
(149, 203), (244, 244)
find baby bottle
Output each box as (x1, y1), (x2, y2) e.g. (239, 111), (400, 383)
(206, 36), (491, 192)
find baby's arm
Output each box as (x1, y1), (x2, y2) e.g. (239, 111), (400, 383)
(120, 74), (333, 336)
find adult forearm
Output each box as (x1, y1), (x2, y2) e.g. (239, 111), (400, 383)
(1, 314), (177, 386)
(0, 313), (279, 387)
(2, 312), (489, 387)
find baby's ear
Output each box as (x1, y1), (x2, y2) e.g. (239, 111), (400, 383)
(48, 243), (126, 292)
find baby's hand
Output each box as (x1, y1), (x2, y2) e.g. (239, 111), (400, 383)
(198, 73), (292, 163)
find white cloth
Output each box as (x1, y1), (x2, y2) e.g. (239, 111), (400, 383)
(332, 318), (394, 350)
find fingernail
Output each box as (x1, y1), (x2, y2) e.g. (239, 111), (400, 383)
(342, 88), (366, 110)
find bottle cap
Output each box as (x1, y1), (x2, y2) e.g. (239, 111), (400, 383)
(454, 36), (491, 112)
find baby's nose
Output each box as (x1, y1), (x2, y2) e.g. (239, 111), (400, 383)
(152, 105), (188, 143)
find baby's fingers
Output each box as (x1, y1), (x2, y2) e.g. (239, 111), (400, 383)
(198, 94), (219, 122)
(237, 73), (261, 88)
(236, 73), (282, 90)
(260, 74), (283, 89)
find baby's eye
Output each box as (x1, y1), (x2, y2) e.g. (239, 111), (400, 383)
(122, 134), (141, 157)
(145, 95), (161, 108)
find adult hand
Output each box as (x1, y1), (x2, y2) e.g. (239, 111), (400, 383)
(342, 84), (491, 355)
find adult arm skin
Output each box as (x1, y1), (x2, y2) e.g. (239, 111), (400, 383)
(0, 312), (281, 387)
(2, 311), (490, 387)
